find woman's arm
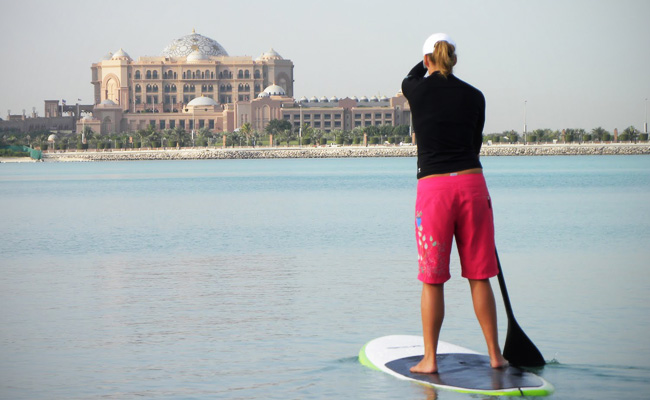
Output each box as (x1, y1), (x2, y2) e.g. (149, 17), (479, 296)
(402, 61), (427, 96)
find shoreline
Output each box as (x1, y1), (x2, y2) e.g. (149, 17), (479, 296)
(12, 143), (650, 162)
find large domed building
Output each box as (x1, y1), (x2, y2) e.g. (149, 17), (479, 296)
(88, 30), (294, 134)
(67, 29), (412, 139)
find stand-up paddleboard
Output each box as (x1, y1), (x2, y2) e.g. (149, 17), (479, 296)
(359, 335), (553, 397)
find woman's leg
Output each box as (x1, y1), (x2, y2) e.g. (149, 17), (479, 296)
(410, 282), (445, 374)
(468, 279), (509, 368)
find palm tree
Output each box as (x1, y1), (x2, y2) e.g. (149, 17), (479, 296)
(265, 119), (292, 147)
(622, 126), (639, 143)
(227, 130), (242, 147)
(311, 128), (324, 146)
(351, 127), (364, 145)
(301, 123), (314, 145)
(197, 127), (211, 146)
(280, 127), (296, 146)
(591, 127), (607, 142)
(239, 122), (253, 146)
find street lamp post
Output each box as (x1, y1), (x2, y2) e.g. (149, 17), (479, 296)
(299, 103), (303, 147)
(643, 97), (650, 140)
(523, 100), (527, 144)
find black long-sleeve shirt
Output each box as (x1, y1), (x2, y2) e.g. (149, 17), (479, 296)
(402, 61), (485, 178)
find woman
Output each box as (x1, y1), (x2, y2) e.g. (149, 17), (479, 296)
(401, 33), (508, 374)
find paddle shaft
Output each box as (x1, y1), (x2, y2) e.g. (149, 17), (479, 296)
(495, 250), (515, 321)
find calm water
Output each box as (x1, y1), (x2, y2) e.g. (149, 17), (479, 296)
(1, 156), (649, 399)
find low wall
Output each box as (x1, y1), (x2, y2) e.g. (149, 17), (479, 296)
(42, 143), (650, 162)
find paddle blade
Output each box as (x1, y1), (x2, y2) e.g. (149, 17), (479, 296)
(504, 318), (546, 367)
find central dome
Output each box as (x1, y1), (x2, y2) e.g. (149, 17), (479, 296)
(162, 29), (228, 57)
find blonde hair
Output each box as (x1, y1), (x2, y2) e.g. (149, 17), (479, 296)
(427, 41), (457, 78)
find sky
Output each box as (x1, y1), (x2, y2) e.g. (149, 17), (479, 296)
(0, 0), (648, 134)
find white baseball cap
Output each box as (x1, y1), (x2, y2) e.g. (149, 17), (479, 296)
(422, 33), (456, 56)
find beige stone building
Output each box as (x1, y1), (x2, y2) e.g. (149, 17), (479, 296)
(40, 29), (410, 138)
(86, 30), (294, 135)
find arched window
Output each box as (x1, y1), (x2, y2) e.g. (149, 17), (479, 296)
(146, 70), (152, 79)
(146, 84), (152, 93)
(135, 84), (141, 93)
(211, 72), (214, 79)
(174, 72), (177, 79)
(244, 84), (250, 91)
(244, 70), (250, 79)
(227, 84), (232, 92)
(182, 71), (186, 79)
(183, 84), (189, 92)
(190, 84), (195, 92)
(135, 71), (141, 79)
(171, 84), (177, 92)
(153, 71), (158, 79)
(254, 70), (261, 79)
(164, 85), (170, 93)
(220, 85), (225, 92)
(238, 84), (243, 91)
(153, 85), (158, 93)
(208, 84), (213, 91)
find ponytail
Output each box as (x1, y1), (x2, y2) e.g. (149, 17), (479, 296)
(427, 41), (457, 78)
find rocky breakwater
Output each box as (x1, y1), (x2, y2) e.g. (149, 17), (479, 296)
(42, 143), (650, 162)
(42, 146), (418, 162)
(481, 143), (650, 156)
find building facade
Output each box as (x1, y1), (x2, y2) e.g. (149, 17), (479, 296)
(86, 30), (295, 135)
(2, 30), (411, 137)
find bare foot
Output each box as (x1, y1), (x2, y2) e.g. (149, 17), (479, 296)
(490, 354), (509, 369)
(410, 355), (438, 374)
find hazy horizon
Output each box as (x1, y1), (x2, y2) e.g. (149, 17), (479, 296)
(1, 0), (648, 134)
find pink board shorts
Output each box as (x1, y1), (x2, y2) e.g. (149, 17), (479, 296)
(415, 173), (498, 284)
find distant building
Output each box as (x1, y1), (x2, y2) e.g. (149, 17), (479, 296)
(0, 107), (76, 133)
(2, 30), (411, 137)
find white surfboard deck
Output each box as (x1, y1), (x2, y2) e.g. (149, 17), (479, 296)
(359, 335), (553, 397)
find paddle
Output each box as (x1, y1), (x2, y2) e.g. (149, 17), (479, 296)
(495, 249), (546, 367)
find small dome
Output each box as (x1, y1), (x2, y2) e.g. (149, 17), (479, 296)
(310, 96), (319, 103)
(263, 84), (286, 96)
(350, 96), (359, 101)
(370, 96), (379, 102)
(82, 115), (94, 121)
(329, 96), (339, 102)
(47, 134), (58, 142)
(319, 96), (329, 103)
(111, 48), (131, 60)
(187, 96), (219, 106)
(187, 49), (210, 63)
(299, 96), (308, 103)
(257, 92), (270, 98)
(100, 99), (117, 106)
(359, 96), (369, 102)
(257, 48), (283, 61)
(380, 95), (389, 101)
(101, 52), (113, 61)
